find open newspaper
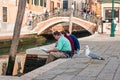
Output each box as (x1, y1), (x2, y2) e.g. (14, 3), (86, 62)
(40, 47), (48, 52)
(26, 43), (55, 55)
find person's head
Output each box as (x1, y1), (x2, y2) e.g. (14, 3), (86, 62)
(64, 30), (69, 33)
(53, 31), (61, 40)
(60, 31), (66, 35)
(64, 30), (70, 35)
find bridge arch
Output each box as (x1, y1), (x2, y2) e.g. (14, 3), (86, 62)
(32, 17), (96, 35)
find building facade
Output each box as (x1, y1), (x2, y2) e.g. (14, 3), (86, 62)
(100, 0), (120, 34)
(62, 0), (85, 11)
(1, 0), (119, 34)
(0, 0), (61, 32)
(89, 0), (120, 34)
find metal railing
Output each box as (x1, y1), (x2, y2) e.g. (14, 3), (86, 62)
(32, 8), (97, 29)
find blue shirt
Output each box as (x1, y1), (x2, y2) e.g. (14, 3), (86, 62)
(70, 34), (80, 50)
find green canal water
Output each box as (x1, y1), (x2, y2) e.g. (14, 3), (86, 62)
(0, 30), (91, 55)
(0, 34), (55, 55)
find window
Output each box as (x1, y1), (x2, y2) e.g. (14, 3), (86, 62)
(27, 0), (29, 4)
(105, 9), (112, 22)
(40, 0), (43, 6)
(104, 7), (119, 22)
(44, 0), (46, 7)
(57, 3), (60, 8)
(74, 1), (76, 10)
(3, 7), (7, 22)
(63, 0), (68, 9)
(34, 0), (39, 5)
(31, 0), (43, 6)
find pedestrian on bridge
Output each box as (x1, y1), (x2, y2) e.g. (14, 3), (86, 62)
(71, 3), (75, 16)
(45, 10), (49, 20)
(28, 11), (33, 29)
(57, 7), (60, 16)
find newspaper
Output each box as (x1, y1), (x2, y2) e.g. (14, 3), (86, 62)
(40, 47), (48, 52)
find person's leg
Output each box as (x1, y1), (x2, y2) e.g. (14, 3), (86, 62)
(46, 53), (56, 64)
(46, 52), (66, 64)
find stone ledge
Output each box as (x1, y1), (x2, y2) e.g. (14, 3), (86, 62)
(0, 58), (69, 80)
(20, 58), (69, 80)
(0, 76), (20, 80)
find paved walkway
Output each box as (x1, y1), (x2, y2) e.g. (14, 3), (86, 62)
(0, 33), (120, 80)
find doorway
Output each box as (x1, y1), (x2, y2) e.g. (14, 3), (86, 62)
(50, 1), (54, 11)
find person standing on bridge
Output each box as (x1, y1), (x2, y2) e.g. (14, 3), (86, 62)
(57, 7), (60, 16)
(28, 11), (33, 29)
(45, 10), (49, 20)
(71, 3), (75, 16)
(45, 31), (73, 64)
(114, 18), (118, 31)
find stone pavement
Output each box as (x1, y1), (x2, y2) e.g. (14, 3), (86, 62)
(0, 33), (120, 80)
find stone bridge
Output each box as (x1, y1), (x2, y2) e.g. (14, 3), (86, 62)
(31, 9), (97, 35)
(32, 17), (96, 35)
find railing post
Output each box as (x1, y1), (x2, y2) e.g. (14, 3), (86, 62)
(69, 9), (73, 34)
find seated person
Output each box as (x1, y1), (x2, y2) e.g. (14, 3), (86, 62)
(45, 31), (72, 64)
(64, 30), (80, 54)
(61, 31), (75, 53)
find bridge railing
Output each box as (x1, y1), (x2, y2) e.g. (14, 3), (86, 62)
(32, 8), (97, 29)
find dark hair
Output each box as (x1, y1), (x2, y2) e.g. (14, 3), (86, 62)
(60, 31), (66, 35)
(53, 31), (61, 36)
(64, 30), (70, 34)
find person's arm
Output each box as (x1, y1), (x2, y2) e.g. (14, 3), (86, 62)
(45, 47), (58, 53)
